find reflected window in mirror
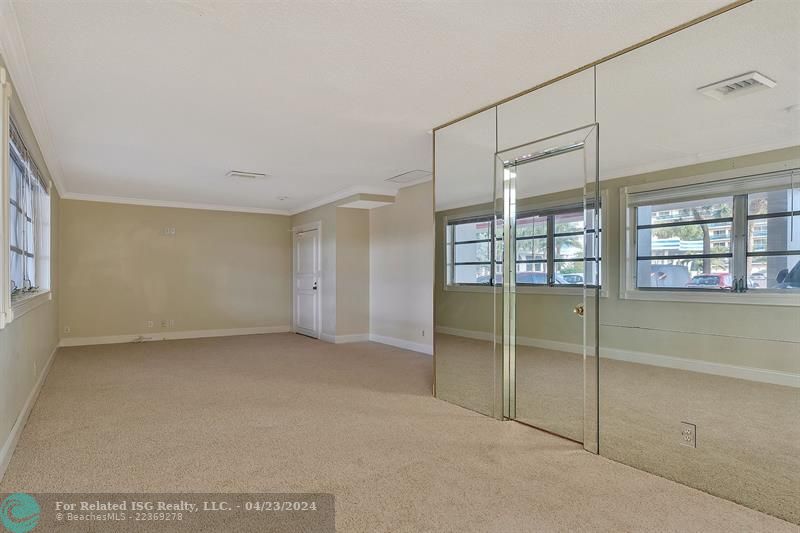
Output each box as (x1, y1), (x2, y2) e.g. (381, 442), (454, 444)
(446, 216), (498, 285)
(630, 170), (799, 292)
(445, 202), (601, 289)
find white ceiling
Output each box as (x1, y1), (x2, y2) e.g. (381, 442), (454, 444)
(3, 0), (729, 214)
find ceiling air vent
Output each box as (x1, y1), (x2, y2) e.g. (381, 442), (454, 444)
(385, 169), (432, 185)
(226, 170), (269, 180)
(697, 71), (776, 101)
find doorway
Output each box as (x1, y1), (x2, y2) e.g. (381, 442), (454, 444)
(495, 125), (599, 453)
(293, 223), (321, 339)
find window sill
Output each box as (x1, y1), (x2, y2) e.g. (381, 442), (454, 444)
(7, 290), (52, 324)
(620, 289), (800, 307)
(445, 284), (608, 298)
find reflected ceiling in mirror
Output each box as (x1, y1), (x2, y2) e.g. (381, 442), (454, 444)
(597, 0), (800, 180)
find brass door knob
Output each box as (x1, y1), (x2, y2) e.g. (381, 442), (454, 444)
(573, 304), (584, 317)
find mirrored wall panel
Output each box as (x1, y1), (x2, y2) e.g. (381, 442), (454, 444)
(433, 0), (798, 523)
(434, 108), (500, 417)
(596, 0), (799, 522)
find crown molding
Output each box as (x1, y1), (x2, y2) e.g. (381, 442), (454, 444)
(61, 192), (291, 216)
(0, 0), (65, 196)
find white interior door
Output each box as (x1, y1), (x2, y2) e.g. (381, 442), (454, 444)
(294, 228), (321, 338)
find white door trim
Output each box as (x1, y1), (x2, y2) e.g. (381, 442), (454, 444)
(292, 221), (322, 339)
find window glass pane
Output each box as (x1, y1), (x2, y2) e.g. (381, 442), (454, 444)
(495, 219), (504, 239)
(516, 262), (547, 285)
(639, 197), (733, 225)
(747, 215), (799, 253)
(454, 242), (490, 263)
(554, 211), (583, 234)
(10, 250), (23, 293)
(454, 264), (491, 284)
(586, 207), (601, 232)
(23, 177), (32, 214)
(516, 237), (546, 261)
(637, 258), (731, 289)
(555, 234), (584, 260)
(555, 261), (583, 284)
(748, 189), (800, 216)
(454, 220), (492, 242)
(9, 208), (20, 248)
(25, 255), (35, 287)
(516, 215), (546, 237)
(748, 255), (800, 290)
(10, 157), (23, 204)
(637, 222), (731, 256)
(25, 220), (35, 253)
(584, 259), (601, 287)
(495, 239), (504, 260)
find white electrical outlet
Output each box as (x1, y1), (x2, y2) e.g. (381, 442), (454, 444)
(680, 421), (697, 448)
(168, 319), (175, 328)
(146, 320), (154, 328)
(63, 326), (71, 334)
(161, 227), (176, 236)
(161, 320), (168, 328)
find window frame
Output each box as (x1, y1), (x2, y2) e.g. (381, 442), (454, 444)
(1, 70), (52, 329)
(443, 191), (607, 295)
(620, 160), (800, 307)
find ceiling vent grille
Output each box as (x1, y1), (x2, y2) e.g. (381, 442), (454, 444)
(697, 71), (776, 101)
(385, 169), (432, 184)
(226, 170), (269, 180)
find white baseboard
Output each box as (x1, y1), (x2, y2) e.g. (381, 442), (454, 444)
(0, 344), (58, 483)
(59, 326), (291, 347)
(335, 334), (370, 344)
(369, 334), (433, 355)
(435, 326), (800, 388)
(316, 333), (370, 344)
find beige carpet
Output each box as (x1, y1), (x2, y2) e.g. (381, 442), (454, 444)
(2, 333), (794, 532)
(435, 333), (800, 524)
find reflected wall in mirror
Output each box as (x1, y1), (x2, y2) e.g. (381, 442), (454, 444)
(434, 107), (500, 417)
(596, 0), (799, 522)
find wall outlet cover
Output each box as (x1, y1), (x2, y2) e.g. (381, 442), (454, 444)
(680, 421), (697, 448)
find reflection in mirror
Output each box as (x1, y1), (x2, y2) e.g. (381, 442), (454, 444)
(495, 125), (599, 447)
(434, 108), (499, 417)
(597, 0), (799, 522)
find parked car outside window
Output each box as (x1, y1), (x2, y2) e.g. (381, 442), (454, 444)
(687, 273), (733, 290)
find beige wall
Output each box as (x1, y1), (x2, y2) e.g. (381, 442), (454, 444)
(435, 147), (800, 374)
(370, 182), (434, 349)
(290, 199), (371, 339)
(336, 208), (370, 336)
(1, 58), (61, 475)
(59, 201), (291, 339)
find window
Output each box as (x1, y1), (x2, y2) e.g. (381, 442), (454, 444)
(8, 118), (50, 304)
(446, 216), (497, 285)
(746, 190), (800, 289)
(629, 169), (798, 292)
(445, 202), (601, 288)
